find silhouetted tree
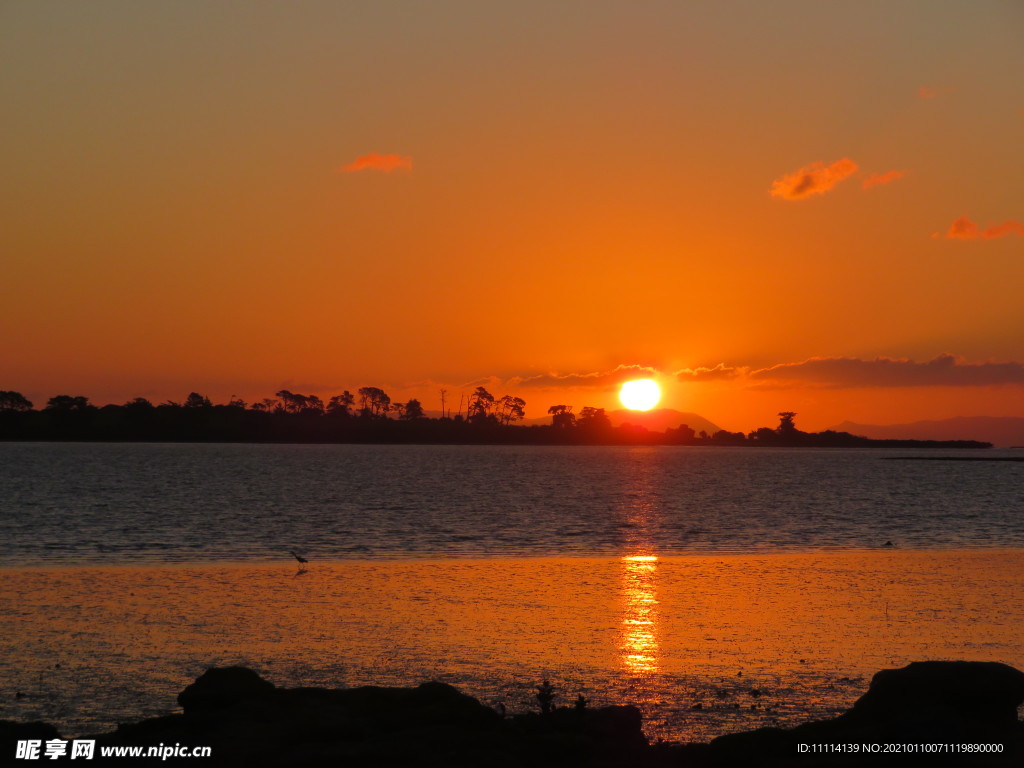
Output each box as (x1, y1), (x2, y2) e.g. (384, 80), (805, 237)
(467, 387), (495, 422)
(358, 387), (391, 417)
(547, 404), (575, 428)
(123, 397), (155, 411)
(0, 391), (33, 411)
(402, 398), (425, 420)
(496, 395), (526, 425)
(327, 391), (355, 416)
(302, 395), (324, 414)
(275, 390), (308, 413)
(777, 411), (798, 433)
(577, 406), (610, 429)
(183, 392), (212, 408)
(45, 395), (93, 411)
(667, 423), (696, 443)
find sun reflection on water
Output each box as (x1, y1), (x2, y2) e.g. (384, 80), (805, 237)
(621, 555), (659, 674)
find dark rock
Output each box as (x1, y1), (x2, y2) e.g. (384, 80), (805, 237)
(177, 666), (276, 714)
(711, 661), (1024, 765)
(100, 668), (655, 766)
(8, 662), (1023, 766)
(852, 660), (1024, 729)
(0, 719), (61, 743)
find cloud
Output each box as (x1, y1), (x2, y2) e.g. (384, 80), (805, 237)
(508, 364), (660, 389)
(770, 158), (858, 200)
(746, 355), (1024, 389)
(943, 216), (1024, 240)
(862, 170), (905, 189)
(341, 153), (413, 173)
(917, 86), (954, 100)
(676, 364), (743, 382)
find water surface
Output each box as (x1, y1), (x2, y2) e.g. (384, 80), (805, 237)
(2, 443), (1022, 743)
(3, 552), (1021, 742)
(2, 443), (1021, 566)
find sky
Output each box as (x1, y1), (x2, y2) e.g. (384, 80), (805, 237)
(2, 1), (1023, 431)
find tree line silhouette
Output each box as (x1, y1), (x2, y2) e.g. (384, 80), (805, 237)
(0, 389), (990, 448)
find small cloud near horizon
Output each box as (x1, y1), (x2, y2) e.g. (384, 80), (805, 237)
(862, 170), (905, 190)
(941, 216), (1024, 240)
(341, 153), (413, 173)
(770, 158), (858, 201)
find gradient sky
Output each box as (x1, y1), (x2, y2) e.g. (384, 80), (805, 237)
(3, 1), (1023, 430)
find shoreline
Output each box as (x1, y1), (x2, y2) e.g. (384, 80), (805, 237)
(5, 662), (1022, 766)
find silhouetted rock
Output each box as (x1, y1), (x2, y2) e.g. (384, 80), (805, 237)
(853, 661), (1024, 729)
(711, 661), (1024, 765)
(8, 663), (1022, 766)
(0, 719), (61, 744)
(177, 666), (275, 714)
(83, 668), (661, 766)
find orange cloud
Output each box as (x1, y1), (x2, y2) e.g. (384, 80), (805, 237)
(341, 153), (413, 173)
(748, 354), (1024, 389)
(770, 158), (858, 201)
(676, 364), (742, 382)
(508, 364), (660, 389)
(861, 170), (905, 189)
(677, 355), (1024, 389)
(944, 216), (1024, 240)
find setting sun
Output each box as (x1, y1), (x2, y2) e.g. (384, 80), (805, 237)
(619, 379), (661, 411)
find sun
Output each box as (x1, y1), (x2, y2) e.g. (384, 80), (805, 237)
(619, 379), (661, 411)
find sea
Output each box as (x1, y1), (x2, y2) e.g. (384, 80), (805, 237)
(1, 442), (1022, 742)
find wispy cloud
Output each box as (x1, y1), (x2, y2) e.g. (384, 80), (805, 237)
(747, 354), (1024, 389)
(942, 216), (1024, 240)
(676, 364), (742, 382)
(770, 158), (858, 201)
(502, 364), (660, 389)
(917, 86), (954, 100)
(861, 170), (905, 190)
(341, 153), (413, 173)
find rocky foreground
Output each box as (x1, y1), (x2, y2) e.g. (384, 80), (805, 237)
(3, 661), (1022, 766)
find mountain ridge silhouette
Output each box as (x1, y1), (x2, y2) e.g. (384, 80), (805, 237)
(828, 416), (1024, 448)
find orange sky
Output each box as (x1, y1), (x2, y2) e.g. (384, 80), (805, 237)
(2, 2), (1023, 431)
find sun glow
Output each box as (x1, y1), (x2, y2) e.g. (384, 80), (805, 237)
(618, 379), (661, 411)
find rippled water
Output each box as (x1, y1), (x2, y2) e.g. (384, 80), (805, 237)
(3, 553), (1022, 742)
(1, 443), (1022, 566)
(2, 443), (1022, 744)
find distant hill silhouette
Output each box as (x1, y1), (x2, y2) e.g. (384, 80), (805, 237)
(522, 408), (721, 434)
(828, 416), (1024, 448)
(607, 408), (722, 435)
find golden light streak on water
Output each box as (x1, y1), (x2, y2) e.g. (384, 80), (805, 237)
(621, 555), (660, 674)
